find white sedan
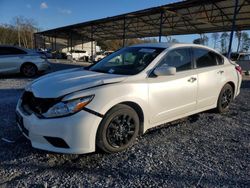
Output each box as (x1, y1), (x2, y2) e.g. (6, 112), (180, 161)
(16, 43), (242, 154)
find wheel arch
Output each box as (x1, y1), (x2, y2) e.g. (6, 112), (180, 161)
(119, 101), (144, 135)
(100, 101), (145, 136)
(226, 81), (236, 97)
(20, 62), (38, 72)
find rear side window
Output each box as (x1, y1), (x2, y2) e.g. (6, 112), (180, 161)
(159, 48), (192, 72)
(0, 47), (26, 55)
(194, 48), (219, 68)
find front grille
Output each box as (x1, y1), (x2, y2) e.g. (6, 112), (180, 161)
(21, 91), (60, 116)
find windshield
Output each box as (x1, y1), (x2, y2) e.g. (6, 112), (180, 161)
(89, 47), (164, 75)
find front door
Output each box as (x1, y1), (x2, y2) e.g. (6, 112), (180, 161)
(148, 48), (197, 125)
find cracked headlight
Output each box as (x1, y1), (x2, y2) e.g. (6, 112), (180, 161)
(43, 95), (94, 118)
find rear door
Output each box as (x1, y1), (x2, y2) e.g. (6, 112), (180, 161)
(0, 47), (26, 73)
(193, 48), (225, 109)
(148, 47), (197, 125)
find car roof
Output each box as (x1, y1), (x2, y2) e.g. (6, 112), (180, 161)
(131, 42), (216, 51)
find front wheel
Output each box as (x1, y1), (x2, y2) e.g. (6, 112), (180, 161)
(21, 63), (37, 77)
(96, 104), (140, 153)
(216, 84), (234, 113)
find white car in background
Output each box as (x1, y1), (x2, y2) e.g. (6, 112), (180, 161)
(0, 45), (50, 77)
(66, 50), (89, 61)
(16, 43), (242, 154)
(94, 51), (114, 62)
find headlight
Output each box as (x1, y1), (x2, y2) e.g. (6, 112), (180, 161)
(42, 95), (94, 118)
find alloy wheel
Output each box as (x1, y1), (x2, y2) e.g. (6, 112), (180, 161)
(106, 114), (136, 148)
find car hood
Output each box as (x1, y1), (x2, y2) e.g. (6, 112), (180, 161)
(27, 68), (127, 98)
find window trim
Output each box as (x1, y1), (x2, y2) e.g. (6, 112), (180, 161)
(191, 47), (224, 69)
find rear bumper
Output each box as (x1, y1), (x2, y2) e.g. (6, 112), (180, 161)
(16, 99), (102, 154)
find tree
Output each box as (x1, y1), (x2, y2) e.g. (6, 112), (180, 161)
(211, 33), (220, 49)
(166, 36), (179, 43)
(193, 34), (208, 45)
(235, 31), (242, 52)
(240, 32), (250, 52)
(220, 32), (229, 53)
(98, 38), (158, 51)
(0, 16), (38, 48)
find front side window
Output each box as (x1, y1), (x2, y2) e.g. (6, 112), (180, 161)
(194, 48), (218, 68)
(89, 47), (164, 75)
(157, 48), (192, 72)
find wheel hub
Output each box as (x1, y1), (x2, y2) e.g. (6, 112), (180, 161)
(107, 114), (135, 148)
(221, 88), (232, 108)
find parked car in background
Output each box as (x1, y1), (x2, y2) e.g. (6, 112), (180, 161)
(37, 50), (53, 59)
(16, 43), (242, 154)
(94, 50), (114, 62)
(233, 53), (250, 72)
(0, 45), (50, 77)
(66, 50), (89, 61)
(51, 51), (67, 59)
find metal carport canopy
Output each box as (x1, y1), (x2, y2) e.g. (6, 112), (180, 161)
(37, 0), (250, 42)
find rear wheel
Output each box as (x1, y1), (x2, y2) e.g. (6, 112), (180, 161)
(21, 63), (37, 77)
(216, 84), (233, 113)
(96, 104), (140, 153)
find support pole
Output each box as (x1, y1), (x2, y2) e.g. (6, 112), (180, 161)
(91, 26), (94, 62)
(227, 0), (239, 57)
(48, 37), (50, 49)
(123, 17), (126, 47)
(67, 37), (69, 52)
(70, 32), (73, 52)
(51, 37), (54, 51)
(33, 34), (37, 49)
(54, 37), (57, 51)
(159, 11), (163, 43)
(43, 36), (46, 50)
(82, 39), (84, 49)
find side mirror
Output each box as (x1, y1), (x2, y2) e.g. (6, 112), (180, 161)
(154, 65), (176, 76)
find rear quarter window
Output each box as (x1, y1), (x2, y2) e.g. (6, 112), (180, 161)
(194, 48), (222, 68)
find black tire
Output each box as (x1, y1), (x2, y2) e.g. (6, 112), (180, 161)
(21, 63), (37, 77)
(96, 104), (140, 153)
(216, 84), (234, 113)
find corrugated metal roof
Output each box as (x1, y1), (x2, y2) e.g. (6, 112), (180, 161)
(37, 0), (250, 41)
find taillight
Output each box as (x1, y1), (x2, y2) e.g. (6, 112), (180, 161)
(235, 65), (242, 75)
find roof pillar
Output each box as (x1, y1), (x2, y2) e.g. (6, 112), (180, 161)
(227, 0), (239, 57)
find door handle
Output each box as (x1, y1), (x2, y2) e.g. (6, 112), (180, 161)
(188, 77), (197, 83)
(217, 70), (224, 74)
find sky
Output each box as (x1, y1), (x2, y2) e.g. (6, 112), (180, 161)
(0, 0), (246, 51)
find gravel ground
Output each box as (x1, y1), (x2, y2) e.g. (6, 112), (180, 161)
(0, 61), (249, 187)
